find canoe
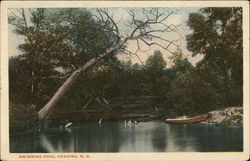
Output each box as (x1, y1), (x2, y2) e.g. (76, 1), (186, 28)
(166, 113), (211, 124)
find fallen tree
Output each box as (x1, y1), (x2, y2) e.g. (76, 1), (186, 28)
(38, 8), (180, 119)
(38, 44), (124, 118)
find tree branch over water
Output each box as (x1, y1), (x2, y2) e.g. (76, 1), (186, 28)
(9, 8), (180, 119)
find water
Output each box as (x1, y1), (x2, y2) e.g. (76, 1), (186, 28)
(10, 121), (243, 152)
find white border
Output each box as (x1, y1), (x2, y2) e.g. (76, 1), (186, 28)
(1, 1), (249, 161)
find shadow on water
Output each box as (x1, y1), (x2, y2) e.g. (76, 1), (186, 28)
(167, 123), (243, 152)
(10, 122), (243, 153)
(151, 126), (167, 151)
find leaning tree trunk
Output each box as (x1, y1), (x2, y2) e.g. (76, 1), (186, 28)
(38, 40), (127, 119)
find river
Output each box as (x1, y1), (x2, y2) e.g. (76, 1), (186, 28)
(10, 121), (243, 152)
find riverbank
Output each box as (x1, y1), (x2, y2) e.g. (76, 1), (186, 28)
(10, 103), (243, 134)
(203, 107), (243, 126)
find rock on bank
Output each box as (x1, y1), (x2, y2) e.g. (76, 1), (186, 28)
(204, 107), (243, 126)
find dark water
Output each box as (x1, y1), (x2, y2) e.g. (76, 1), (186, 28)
(10, 121), (243, 152)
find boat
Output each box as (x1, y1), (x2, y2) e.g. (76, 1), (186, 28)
(166, 113), (211, 124)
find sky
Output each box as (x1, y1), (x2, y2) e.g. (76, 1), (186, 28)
(114, 7), (204, 67)
(8, 7), (204, 68)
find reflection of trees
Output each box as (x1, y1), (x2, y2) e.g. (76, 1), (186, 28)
(10, 123), (243, 153)
(40, 128), (74, 152)
(167, 123), (244, 152)
(119, 123), (136, 152)
(151, 126), (167, 151)
(79, 123), (122, 152)
(167, 124), (198, 152)
(10, 132), (47, 153)
(39, 123), (123, 152)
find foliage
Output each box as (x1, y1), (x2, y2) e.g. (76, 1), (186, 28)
(145, 50), (166, 72)
(186, 7), (243, 106)
(170, 50), (194, 73)
(8, 8), (117, 132)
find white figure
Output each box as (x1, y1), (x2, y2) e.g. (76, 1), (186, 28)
(98, 118), (103, 125)
(65, 122), (72, 128)
(128, 120), (132, 126)
(134, 120), (138, 124)
(124, 120), (127, 127)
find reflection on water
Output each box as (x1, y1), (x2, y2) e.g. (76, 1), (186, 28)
(151, 126), (167, 151)
(10, 121), (243, 153)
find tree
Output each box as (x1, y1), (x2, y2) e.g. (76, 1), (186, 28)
(170, 70), (221, 115)
(186, 7), (243, 106)
(170, 49), (193, 73)
(8, 8), (118, 117)
(35, 8), (180, 119)
(143, 50), (168, 104)
(8, 9), (75, 107)
(145, 50), (167, 72)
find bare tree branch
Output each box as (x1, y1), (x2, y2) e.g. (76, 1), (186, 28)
(38, 8), (181, 119)
(121, 48), (145, 65)
(96, 9), (120, 43)
(139, 38), (175, 54)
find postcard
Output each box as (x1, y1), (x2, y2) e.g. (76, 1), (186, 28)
(1, 1), (249, 161)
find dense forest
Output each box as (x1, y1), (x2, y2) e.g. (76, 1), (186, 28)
(9, 7), (242, 133)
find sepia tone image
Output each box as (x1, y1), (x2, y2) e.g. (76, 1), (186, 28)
(7, 5), (244, 154)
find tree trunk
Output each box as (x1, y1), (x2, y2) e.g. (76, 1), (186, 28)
(38, 40), (126, 119)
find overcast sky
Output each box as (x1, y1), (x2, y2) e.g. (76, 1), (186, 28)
(8, 7), (204, 68)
